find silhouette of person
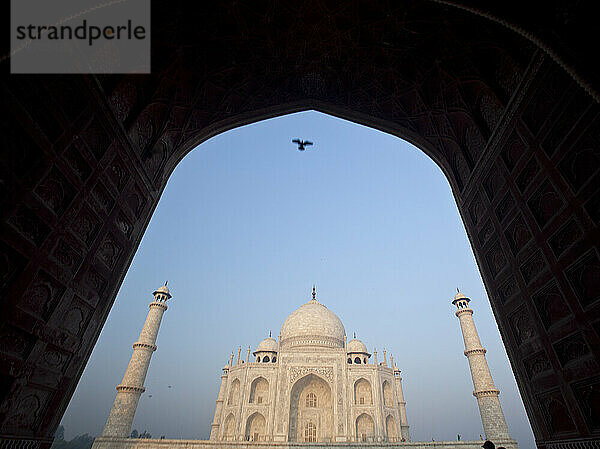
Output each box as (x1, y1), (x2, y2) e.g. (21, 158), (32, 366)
(482, 440), (496, 449)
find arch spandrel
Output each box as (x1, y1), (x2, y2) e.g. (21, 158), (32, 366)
(0, 2), (599, 448)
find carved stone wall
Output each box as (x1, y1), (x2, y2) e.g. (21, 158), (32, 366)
(0, 1), (598, 448)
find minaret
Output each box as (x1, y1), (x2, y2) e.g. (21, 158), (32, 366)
(453, 290), (510, 440)
(392, 366), (410, 441)
(210, 362), (230, 440)
(101, 283), (172, 437)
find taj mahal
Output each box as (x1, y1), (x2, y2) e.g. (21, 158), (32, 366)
(91, 286), (519, 449)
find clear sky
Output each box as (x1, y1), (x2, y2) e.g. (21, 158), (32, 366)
(60, 111), (535, 448)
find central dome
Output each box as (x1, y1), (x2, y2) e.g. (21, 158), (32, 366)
(280, 297), (345, 349)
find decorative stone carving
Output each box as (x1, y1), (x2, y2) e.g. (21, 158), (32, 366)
(51, 239), (83, 274)
(20, 271), (64, 319)
(558, 138), (600, 193)
(533, 283), (571, 330)
(469, 196), (485, 226)
(501, 131), (526, 171)
(553, 332), (590, 366)
(465, 125), (487, 163)
(505, 215), (532, 255)
(524, 351), (552, 378)
(520, 250), (546, 285)
(59, 299), (90, 336)
(288, 366), (333, 384)
(478, 220), (494, 246)
(64, 144), (91, 181)
(538, 390), (577, 435)
(527, 180), (564, 229)
(495, 192), (515, 222)
(2, 393), (41, 430)
(484, 166), (504, 201)
(97, 234), (122, 269)
(81, 117), (111, 159)
(8, 207), (50, 247)
(486, 242), (507, 278)
(109, 156), (128, 191)
(549, 219), (582, 258)
(510, 306), (536, 344)
(0, 242), (26, 291)
(71, 207), (100, 246)
(571, 376), (600, 432)
(38, 347), (69, 370)
(84, 268), (106, 295)
(516, 157), (540, 193)
(565, 250), (600, 308)
(92, 183), (115, 214)
(479, 93), (504, 132)
(0, 325), (35, 358)
(115, 213), (133, 237)
(497, 276), (518, 303)
(35, 169), (73, 215)
(109, 80), (138, 123)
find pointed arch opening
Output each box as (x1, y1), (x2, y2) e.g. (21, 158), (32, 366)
(222, 413), (236, 441)
(228, 378), (240, 406)
(288, 374), (333, 442)
(382, 380), (393, 407)
(356, 413), (375, 442)
(386, 414), (398, 442)
(249, 377), (269, 404)
(244, 412), (266, 442)
(354, 378), (373, 405)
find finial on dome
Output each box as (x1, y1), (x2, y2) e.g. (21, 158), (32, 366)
(269, 330), (272, 338)
(312, 285), (317, 301)
(353, 332), (356, 339)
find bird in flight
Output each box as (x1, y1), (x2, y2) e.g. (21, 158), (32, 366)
(292, 139), (313, 151)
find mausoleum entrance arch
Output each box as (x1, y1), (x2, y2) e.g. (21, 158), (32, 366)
(288, 373), (333, 442)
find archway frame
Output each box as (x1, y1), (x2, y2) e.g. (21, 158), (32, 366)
(0, 3), (598, 448)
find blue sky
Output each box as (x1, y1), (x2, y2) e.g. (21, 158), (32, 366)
(60, 111), (535, 448)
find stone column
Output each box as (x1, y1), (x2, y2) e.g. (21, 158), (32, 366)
(453, 291), (510, 440)
(210, 364), (229, 440)
(393, 368), (410, 441)
(101, 284), (172, 437)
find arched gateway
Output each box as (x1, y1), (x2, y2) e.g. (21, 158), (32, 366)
(0, 2), (598, 448)
(288, 374), (333, 442)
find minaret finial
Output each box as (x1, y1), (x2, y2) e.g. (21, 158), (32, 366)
(165, 280), (168, 286)
(353, 331), (356, 339)
(269, 330), (272, 338)
(457, 287), (459, 293)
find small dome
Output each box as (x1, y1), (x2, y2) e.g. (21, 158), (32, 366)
(454, 291), (467, 301)
(452, 290), (470, 305)
(280, 298), (345, 349)
(153, 284), (171, 298)
(347, 338), (368, 354)
(255, 337), (278, 353)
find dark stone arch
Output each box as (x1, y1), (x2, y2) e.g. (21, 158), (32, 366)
(0, 2), (598, 448)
